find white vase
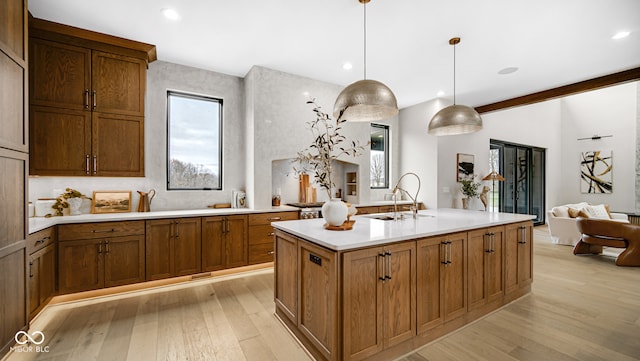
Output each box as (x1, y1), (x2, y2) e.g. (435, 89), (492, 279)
(322, 198), (348, 226)
(67, 198), (83, 216)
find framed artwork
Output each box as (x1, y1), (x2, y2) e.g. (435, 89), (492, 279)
(91, 191), (132, 213)
(580, 150), (612, 193)
(457, 153), (474, 181)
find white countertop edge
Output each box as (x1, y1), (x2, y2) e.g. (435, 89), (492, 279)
(272, 209), (536, 251)
(28, 205), (300, 234)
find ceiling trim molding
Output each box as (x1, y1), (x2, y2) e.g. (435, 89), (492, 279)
(475, 67), (640, 114)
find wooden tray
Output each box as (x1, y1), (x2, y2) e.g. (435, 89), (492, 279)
(324, 219), (355, 231)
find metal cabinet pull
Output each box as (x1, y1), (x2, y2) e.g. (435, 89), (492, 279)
(98, 241), (103, 254)
(385, 251), (392, 280)
(92, 229), (115, 233)
(175, 221), (180, 238)
(491, 233), (496, 253)
(519, 226), (527, 244)
(267, 232), (275, 237)
(84, 89), (90, 109)
(268, 217), (281, 221)
(448, 241), (453, 264)
(35, 236), (50, 244)
(92, 90), (97, 110)
(29, 261), (33, 278)
(93, 155), (97, 175)
(85, 155), (90, 174)
(378, 253), (386, 281)
(105, 240), (110, 254)
(441, 242), (448, 265)
(267, 251), (275, 256)
(485, 233), (492, 253)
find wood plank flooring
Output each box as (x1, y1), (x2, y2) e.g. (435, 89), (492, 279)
(5, 226), (639, 361)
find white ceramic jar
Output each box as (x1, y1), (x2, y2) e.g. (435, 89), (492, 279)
(322, 198), (348, 226)
(34, 199), (56, 217)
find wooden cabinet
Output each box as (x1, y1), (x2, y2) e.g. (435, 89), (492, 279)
(28, 19), (152, 177)
(467, 226), (505, 311)
(248, 211), (297, 264)
(342, 241), (416, 361)
(274, 231), (298, 323)
(355, 206), (380, 215)
(202, 215), (248, 271)
(505, 221), (533, 294)
(0, 0), (28, 355)
(416, 232), (467, 334)
(27, 227), (56, 320)
(58, 221), (145, 293)
(146, 218), (201, 280)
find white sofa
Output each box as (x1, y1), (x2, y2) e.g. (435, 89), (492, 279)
(547, 202), (629, 246)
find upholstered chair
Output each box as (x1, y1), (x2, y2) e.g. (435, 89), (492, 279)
(574, 217), (640, 266)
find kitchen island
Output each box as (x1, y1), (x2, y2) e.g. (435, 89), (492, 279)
(271, 209), (535, 361)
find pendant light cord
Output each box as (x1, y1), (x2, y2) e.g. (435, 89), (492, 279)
(363, 1), (367, 80)
(453, 41), (456, 105)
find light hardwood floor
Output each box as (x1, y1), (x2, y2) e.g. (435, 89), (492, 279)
(5, 226), (639, 361)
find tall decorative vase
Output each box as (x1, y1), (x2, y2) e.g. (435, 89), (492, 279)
(461, 198), (469, 210)
(322, 198), (348, 226)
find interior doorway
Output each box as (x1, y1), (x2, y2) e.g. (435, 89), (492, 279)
(490, 140), (546, 225)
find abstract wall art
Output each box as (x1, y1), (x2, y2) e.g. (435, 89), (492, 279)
(580, 150), (612, 194)
(457, 153), (474, 182)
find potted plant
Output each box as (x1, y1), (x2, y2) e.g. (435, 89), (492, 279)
(459, 179), (481, 209)
(49, 188), (91, 217)
(293, 99), (367, 225)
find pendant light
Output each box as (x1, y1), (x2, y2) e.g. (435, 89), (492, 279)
(333, 0), (398, 122)
(428, 37), (483, 135)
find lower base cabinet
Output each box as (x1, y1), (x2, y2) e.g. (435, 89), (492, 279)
(29, 244), (56, 319)
(202, 215), (248, 271)
(146, 218), (201, 280)
(58, 221), (145, 293)
(505, 221), (533, 294)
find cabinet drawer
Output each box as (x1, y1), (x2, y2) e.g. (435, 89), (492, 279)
(249, 225), (276, 245)
(249, 243), (274, 264)
(379, 205), (412, 213)
(355, 206), (380, 215)
(27, 227), (55, 254)
(249, 211), (298, 226)
(58, 220), (145, 241)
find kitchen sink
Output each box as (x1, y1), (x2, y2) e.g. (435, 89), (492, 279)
(365, 212), (434, 221)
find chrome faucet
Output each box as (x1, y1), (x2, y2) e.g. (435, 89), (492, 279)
(392, 172), (421, 220)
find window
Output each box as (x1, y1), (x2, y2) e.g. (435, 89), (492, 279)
(370, 124), (389, 188)
(167, 91), (222, 190)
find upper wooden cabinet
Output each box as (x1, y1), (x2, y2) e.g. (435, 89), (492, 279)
(28, 18), (154, 177)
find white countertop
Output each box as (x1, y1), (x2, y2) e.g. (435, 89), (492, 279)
(271, 208), (536, 251)
(29, 206), (299, 234)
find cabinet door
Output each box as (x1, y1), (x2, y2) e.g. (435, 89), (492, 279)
(444, 233), (467, 322)
(28, 253), (41, 317)
(145, 220), (173, 280)
(298, 241), (337, 360)
(29, 38), (91, 110)
(505, 222), (533, 293)
(274, 231), (298, 323)
(225, 215), (248, 268)
(202, 217), (225, 272)
(92, 112), (144, 176)
(104, 235), (145, 288)
(486, 226), (505, 304)
(58, 239), (103, 293)
(174, 218), (201, 276)
(467, 229), (487, 310)
(92, 51), (145, 116)
(342, 247), (383, 360)
(383, 242), (416, 349)
(28, 244), (56, 320)
(29, 106), (92, 176)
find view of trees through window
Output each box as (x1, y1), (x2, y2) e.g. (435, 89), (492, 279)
(370, 124), (389, 188)
(167, 91), (222, 190)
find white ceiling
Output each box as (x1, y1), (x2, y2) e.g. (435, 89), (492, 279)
(28, 0), (640, 109)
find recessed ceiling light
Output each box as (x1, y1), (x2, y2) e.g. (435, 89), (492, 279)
(342, 62), (353, 70)
(498, 67), (519, 75)
(436, 91), (445, 97)
(162, 8), (180, 21)
(612, 31), (630, 40)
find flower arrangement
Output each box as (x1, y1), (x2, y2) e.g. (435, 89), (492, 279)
(460, 179), (481, 199)
(49, 188), (91, 217)
(293, 99), (367, 198)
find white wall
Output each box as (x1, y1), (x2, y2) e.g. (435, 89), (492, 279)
(559, 82), (637, 212)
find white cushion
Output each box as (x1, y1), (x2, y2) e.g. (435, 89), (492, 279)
(552, 206), (569, 218)
(584, 204), (611, 219)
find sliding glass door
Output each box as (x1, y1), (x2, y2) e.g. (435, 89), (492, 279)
(491, 140), (545, 225)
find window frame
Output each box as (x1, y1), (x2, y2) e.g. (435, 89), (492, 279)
(370, 123), (390, 189)
(166, 90), (223, 191)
